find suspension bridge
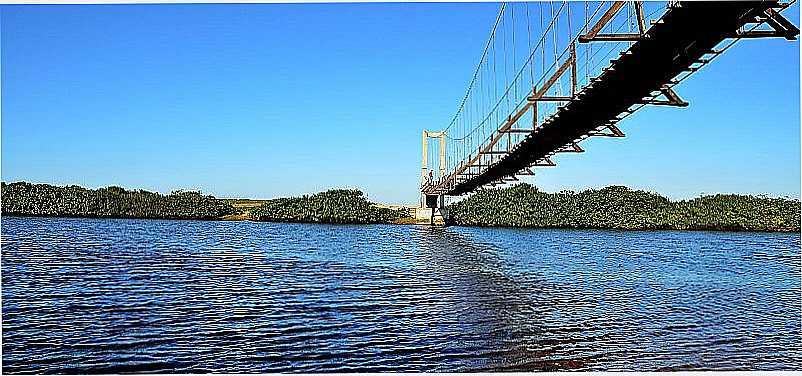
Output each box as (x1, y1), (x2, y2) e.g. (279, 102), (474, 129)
(419, 1), (798, 219)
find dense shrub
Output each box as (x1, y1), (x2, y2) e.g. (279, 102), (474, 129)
(1, 181), (238, 220)
(249, 189), (409, 224)
(447, 183), (800, 232)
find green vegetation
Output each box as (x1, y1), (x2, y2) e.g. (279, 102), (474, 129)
(1, 181), (239, 220)
(249, 189), (410, 224)
(4, 181), (796, 231)
(447, 184), (800, 232)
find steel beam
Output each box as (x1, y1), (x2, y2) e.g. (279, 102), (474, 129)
(635, 1), (647, 34)
(500, 128), (534, 133)
(579, 1), (627, 43)
(556, 143), (585, 153)
(588, 124), (625, 138)
(764, 8), (799, 39)
(535, 96), (574, 102)
(531, 157), (556, 167)
(641, 87), (689, 107)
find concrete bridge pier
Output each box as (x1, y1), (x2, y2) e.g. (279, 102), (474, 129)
(422, 194), (449, 226)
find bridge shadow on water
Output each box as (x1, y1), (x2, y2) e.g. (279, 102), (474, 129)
(409, 226), (802, 372)
(408, 226), (606, 371)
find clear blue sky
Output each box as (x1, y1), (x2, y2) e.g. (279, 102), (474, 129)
(1, 3), (799, 204)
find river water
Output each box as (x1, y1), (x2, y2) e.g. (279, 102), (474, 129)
(2, 216), (800, 372)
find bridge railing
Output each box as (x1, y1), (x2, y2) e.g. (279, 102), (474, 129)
(423, 0), (798, 195)
(425, 1), (671, 193)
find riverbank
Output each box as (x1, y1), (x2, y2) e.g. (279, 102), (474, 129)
(0, 182), (414, 224)
(2, 181), (799, 232)
(447, 184), (801, 232)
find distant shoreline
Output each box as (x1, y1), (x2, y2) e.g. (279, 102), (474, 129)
(2, 181), (799, 232)
(3, 214), (800, 234)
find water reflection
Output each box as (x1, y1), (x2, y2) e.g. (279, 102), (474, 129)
(2, 217), (800, 373)
(410, 226), (583, 371)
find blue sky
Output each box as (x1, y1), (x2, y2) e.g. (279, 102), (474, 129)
(1, 2), (799, 204)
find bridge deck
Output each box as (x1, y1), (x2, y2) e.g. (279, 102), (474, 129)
(434, 1), (790, 196)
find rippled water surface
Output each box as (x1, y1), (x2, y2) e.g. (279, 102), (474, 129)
(2, 217), (800, 372)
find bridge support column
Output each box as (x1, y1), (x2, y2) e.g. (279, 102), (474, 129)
(424, 194), (448, 226)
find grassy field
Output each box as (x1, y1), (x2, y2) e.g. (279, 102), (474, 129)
(219, 199), (269, 220)
(222, 199), (269, 210)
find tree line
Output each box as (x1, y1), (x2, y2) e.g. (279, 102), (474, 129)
(446, 184), (800, 232)
(1, 181), (239, 220)
(6, 181), (795, 231)
(249, 189), (409, 224)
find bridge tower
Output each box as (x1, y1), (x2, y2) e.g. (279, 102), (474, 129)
(421, 130), (448, 224)
(421, 130), (446, 187)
